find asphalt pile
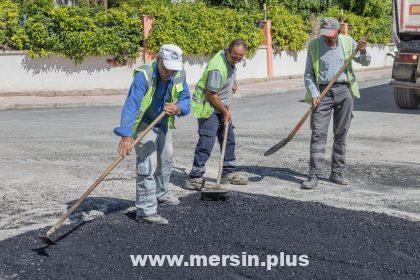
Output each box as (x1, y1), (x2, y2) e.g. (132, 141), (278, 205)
(1, 192), (419, 279)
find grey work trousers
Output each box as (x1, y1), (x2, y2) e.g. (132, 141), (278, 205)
(309, 84), (353, 176)
(134, 122), (173, 217)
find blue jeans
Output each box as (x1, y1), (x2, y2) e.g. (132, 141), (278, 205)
(135, 122), (173, 217)
(190, 112), (236, 178)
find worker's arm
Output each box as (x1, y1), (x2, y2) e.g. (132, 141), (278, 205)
(205, 70), (231, 122)
(352, 38), (371, 66)
(114, 72), (147, 155)
(205, 90), (230, 118)
(164, 76), (191, 116)
(167, 78), (191, 115)
(304, 50), (321, 109)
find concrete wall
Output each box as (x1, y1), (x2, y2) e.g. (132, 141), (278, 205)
(179, 48), (268, 84)
(272, 44), (395, 77)
(0, 45), (394, 95)
(0, 52), (140, 94)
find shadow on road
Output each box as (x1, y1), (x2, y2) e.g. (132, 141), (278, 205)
(355, 84), (420, 114)
(299, 83), (420, 114)
(66, 197), (134, 221)
(171, 166), (307, 187)
(236, 165), (306, 185)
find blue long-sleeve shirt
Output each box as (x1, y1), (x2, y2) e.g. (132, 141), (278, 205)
(114, 67), (191, 137)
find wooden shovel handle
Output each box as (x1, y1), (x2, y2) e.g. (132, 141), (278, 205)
(286, 34), (370, 142)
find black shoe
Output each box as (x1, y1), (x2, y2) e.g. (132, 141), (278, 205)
(301, 175), (318, 190)
(329, 173), (349, 185)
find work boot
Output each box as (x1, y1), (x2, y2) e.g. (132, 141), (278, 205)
(186, 177), (205, 190)
(329, 173), (349, 185)
(158, 195), (180, 206)
(135, 213), (168, 225)
(221, 172), (249, 185)
(301, 175), (318, 190)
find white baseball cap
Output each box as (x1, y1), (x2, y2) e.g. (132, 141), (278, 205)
(159, 44), (183, 71)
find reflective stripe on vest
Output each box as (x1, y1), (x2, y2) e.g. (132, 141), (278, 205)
(192, 50), (229, 119)
(131, 61), (185, 135)
(305, 34), (360, 104)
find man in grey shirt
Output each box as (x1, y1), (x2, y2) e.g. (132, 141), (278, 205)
(301, 18), (371, 190)
(207, 60), (236, 112)
(188, 39), (249, 189)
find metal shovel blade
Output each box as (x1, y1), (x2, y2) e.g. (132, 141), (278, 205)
(200, 186), (229, 201)
(39, 235), (57, 246)
(264, 138), (289, 156)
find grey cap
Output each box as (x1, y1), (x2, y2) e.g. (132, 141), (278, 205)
(159, 44), (183, 71)
(319, 17), (340, 37)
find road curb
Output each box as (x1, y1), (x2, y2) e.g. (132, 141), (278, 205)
(0, 74), (391, 111)
(0, 102), (122, 111)
(240, 73), (391, 98)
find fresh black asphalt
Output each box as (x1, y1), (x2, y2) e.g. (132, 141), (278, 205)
(0, 192), (419, 279)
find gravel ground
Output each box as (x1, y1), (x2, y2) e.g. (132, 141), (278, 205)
(0, 192), (419, 280)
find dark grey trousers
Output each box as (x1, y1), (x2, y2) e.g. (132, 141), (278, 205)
(309, 84), (353, 176)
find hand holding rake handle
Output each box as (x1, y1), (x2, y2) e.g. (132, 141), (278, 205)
(264, 34), (369, 156)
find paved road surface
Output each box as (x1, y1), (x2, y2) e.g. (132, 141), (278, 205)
(0, 78), (419, 278)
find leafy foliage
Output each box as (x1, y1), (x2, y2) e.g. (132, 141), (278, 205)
(274, 0), (329, 19)
(0, 0), (393, 62)
(335, 0), (392, 18)
(268, 4), (308, 52)
(202, 0), (257, 11)
(142, 1), (263, 56)
(1, 0), (142, 62)
(324, 6), (392, 44)
(204, 0), (330, 18)
(0, 0), (27, 50)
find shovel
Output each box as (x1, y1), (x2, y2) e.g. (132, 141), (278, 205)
(201, 92), (234, 201)
(264, 35), (369, 156)
(39, 100), (177, 245)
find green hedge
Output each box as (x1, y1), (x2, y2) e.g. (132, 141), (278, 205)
(324, 7), (392, 44)
(0, 0), (393, 62)
(0, 0), (26, 50)
(335, 0), (392, 18)
(268, 4), (308, 52)
(141, 1), (264, 56)
(139, 1), (306, 55)
(1, 0), (142, 62)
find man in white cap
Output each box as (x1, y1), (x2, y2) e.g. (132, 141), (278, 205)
(114, 44), (190, 224)
(301, 17), (371, 190)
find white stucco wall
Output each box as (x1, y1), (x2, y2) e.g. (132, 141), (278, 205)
(272, 44), (395, 77)
(0, 45), (393, 95)
(0, 52), (139, 93)
(182, 48), (268, 84)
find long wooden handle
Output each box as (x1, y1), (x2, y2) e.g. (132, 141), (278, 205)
(216, 92), (234, 187)
(45, 100), (177, 237)
(286, 35), (369, 142)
